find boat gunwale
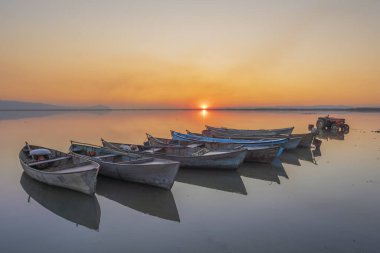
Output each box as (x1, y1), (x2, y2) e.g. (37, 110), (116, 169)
(103, 139), (248, 159)
(19, 146), (99, 176)
(171, 131), (288, 145)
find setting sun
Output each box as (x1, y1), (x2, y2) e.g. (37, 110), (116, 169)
(201, 104), (208, 110)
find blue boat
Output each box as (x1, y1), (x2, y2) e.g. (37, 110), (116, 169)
(171, 131), (287, 158)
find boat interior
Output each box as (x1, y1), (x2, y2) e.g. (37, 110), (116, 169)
(21, 145), (91, 172)
(71, 143), (154, 164)
(146, 135), (243, 151)
(107, 141), (226, 157)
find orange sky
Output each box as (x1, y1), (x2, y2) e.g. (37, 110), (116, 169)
(0, 1), (379, 108)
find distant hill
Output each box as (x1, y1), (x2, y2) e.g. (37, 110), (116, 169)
(0, 100), (110, 110)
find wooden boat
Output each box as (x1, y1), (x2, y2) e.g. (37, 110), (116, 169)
(146, 134), (280, 163)
(69, 141), (179, 190)
(19, 143), (99, 195)
(206, 125), (294, 136)
(205, 128), (316, 148)
(171, 131), (287, 158)
(96, 176), (180, 222)
(101, 139), (247, 170)
(188, 130), (301, 150)
(20, 173), (101, 230)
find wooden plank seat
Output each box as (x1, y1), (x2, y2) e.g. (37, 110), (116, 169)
(94, 154), (119, 159)
(28, 156), (71, 166)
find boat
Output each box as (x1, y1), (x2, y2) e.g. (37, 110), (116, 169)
(69, 141), (179, 190)
(206, 125), (294, 136)
(20, 173), (101, 230)
(171, 131), (288, 157)
(96, 176), (180, 222)
(187, 130), (301, 150)
(19, 143), (99, 195)
(146, 134), (280, 163)
(101, 139), (247, 170)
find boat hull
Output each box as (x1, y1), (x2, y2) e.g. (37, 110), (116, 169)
(206, 125), (294, 136)
(172, 131), (288, 148)
(245, 146), (281, 163)
(135, 149), (247, 170)
(103, 140), (247, 170)
(79, 156), (179, 190)
(20, 159), (98, 195)
(147, 134), (279, 164)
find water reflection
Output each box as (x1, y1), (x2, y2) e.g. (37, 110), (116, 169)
(280, 148), (320, 166)
(0, 111), (64, 120)
(317, 129), (347, 141)
(96, 176), (180, 222)
(20, 173), (101, 231)
(0, 110), (110, 121)
(238, 160), (288, 184)
(175, 168), (247, 195)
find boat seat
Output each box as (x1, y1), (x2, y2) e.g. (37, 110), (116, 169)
(94, 154), (119, 159)
(142, 148), (162, 154)
(28, 156), (71, 166)
(187, 144), (203, 148)
(192, 148), (209, 156)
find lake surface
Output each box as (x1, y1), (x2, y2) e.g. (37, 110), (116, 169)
(0, 110), (379, 253)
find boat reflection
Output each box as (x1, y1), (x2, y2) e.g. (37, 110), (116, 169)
(317, 129), (346, 141)
(96, 176), (180, 222)
(20, 173), (101, 231)
(175, 168), (247, 195)
(238, 160), (288, 184)
(280, 148), (320, 166)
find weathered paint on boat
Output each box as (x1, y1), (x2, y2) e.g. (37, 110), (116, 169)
(102, 139), (247, 170)
(188, 130), (301, 150)
(172, 131), (288, 147)
(206, 125), (294, 136)
(171, 131), (287, 157)
(147, 134), (279, 163)
(19, 144), (99, 195)
(70, 141), (179, 190)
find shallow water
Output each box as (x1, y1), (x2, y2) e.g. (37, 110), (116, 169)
(0, 110), (379, 253)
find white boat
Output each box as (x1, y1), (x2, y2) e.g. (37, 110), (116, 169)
(69, 141), (180, 190)
(19, 143), (99, 195)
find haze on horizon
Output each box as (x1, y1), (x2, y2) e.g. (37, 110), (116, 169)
(0, 0), (379, 109)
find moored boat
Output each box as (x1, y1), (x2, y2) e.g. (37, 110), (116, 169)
(188, 130), (301, 150)
(69, 141), (179, 190)
(102, 139), (247, 170)
(146, 134), (280, 163)
(206, 125), (294, 136)
(19, 143), (99, 195)
(171, 131), (287, 158)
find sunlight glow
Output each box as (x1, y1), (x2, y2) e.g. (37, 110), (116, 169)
(201, 104), (208, 110)
(201, 109), (207, 117)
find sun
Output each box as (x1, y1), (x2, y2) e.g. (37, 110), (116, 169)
(201, 104), (208, 110)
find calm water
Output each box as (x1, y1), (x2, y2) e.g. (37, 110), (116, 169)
(1, 110), (379, 253)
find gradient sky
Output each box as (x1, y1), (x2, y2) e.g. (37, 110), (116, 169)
(0, 0), (379, 108)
